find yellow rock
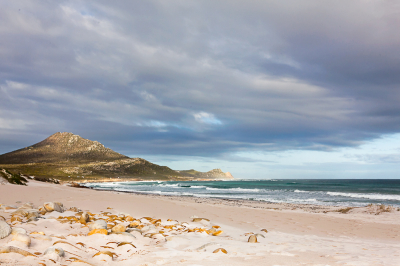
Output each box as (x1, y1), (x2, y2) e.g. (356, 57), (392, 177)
(0, 246), (35, 257)
(11, 228), (26, 235)
(163, 225), (174, 230)
(192, 218), (210, 222)
(212, 230), (223, 236)
(43, 202), (63, 213)
(11, 216), (22, 223)
(125, 216), (134, 222)
(38, 207), (47, 215)
(207, 228), (217, 235)
(117, 242), (136, 248)
(88, 229), (108, 236)
(88, 219), (107, 231)
(80, 212), (90, 223)
(248, 235), (258, 243)
(111, 224), (126, 233)
(3, 206), (17, 210)
(30, 231), (45, 235)
(128, 220), (140, 228)
(150, 219), (161, 224)
(92, 250), (116, 259)
(213, 248), (228, 254)
(12, 233), (31, 247)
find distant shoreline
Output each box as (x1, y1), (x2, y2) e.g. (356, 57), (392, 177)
(86, 185), (343, 213)
(81, 178), (400, 209)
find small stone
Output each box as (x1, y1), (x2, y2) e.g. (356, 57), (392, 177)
(12, 233), (31, 247)
(80, 212), (90, 223)
(213, 248), (228, 254)
(44, 247), (65, 257)
(192, 218), (210, 222)
(10, 216), (22, 223)
(25, 210), (39, 219)
(0, 220), (11, 239)
(27, 217), (38, 222)
(11, 227), (27, 235)
(43, 202), (63, 213)
(38, 207), (47, 215)
(111, 224), (126, 233)
(248, 235), (258, 243)
(128, 220), (140, 228)
(1, 205), (17, 211)
(88, 229), (108, 236)
(88, 219), (107, 231)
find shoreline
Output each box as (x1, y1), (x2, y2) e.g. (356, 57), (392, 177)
(86, 186), (344, 213)
(83, 185), (400, 229)
(81, 179), (400, 211)
(1, 180), (400, 265)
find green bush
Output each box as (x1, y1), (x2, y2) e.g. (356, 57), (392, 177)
(0, 169), (28, 185)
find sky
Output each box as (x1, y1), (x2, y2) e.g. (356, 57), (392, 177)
(1, 1), (400, 179)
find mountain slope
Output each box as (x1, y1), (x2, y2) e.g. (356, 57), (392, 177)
(0, 132), (233, 181)
(0, 132), (127, 164)
(179, 169), (234, 179)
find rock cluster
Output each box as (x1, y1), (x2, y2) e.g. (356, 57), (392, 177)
(0, 200), (268, 265)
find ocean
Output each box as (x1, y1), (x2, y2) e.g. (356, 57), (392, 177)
(84, 179), (400, 207)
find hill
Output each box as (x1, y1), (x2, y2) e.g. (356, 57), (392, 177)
(0, 132), (127, 164)
(179, 169), (234, 179)
(0, 132), (233, 182)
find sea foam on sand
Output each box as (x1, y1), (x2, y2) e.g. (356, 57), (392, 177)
(0, 180), (400, 265)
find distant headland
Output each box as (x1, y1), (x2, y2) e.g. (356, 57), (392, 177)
(0, 132), (234, 182)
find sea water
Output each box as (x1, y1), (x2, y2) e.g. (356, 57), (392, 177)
(84, 179), (400, 207)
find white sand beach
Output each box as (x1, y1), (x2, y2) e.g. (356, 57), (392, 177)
(1, 180), (400, 266)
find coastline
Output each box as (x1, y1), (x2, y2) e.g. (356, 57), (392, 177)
(1, 180), (400, 265)
(83, 185), (348, 213)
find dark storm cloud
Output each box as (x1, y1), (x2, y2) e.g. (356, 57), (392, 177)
(1, 0), (400, 157)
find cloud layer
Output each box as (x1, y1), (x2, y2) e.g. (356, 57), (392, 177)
(1, 0), (400, 159)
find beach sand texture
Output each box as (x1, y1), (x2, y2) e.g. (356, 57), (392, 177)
(1, 180), (400, 265)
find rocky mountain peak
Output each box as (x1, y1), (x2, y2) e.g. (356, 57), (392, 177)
(36, 132), (106, 151)
(0, 132), (127, 164)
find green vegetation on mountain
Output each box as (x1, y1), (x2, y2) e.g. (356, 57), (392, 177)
(0, 168), (28, 185)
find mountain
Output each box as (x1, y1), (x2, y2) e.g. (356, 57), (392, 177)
(0, 132), (127, 164)
(0, 132), (234, 181)
(179, 169), (234, 179)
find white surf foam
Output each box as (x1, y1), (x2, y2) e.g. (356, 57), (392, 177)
(327, 192), (400, 201)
